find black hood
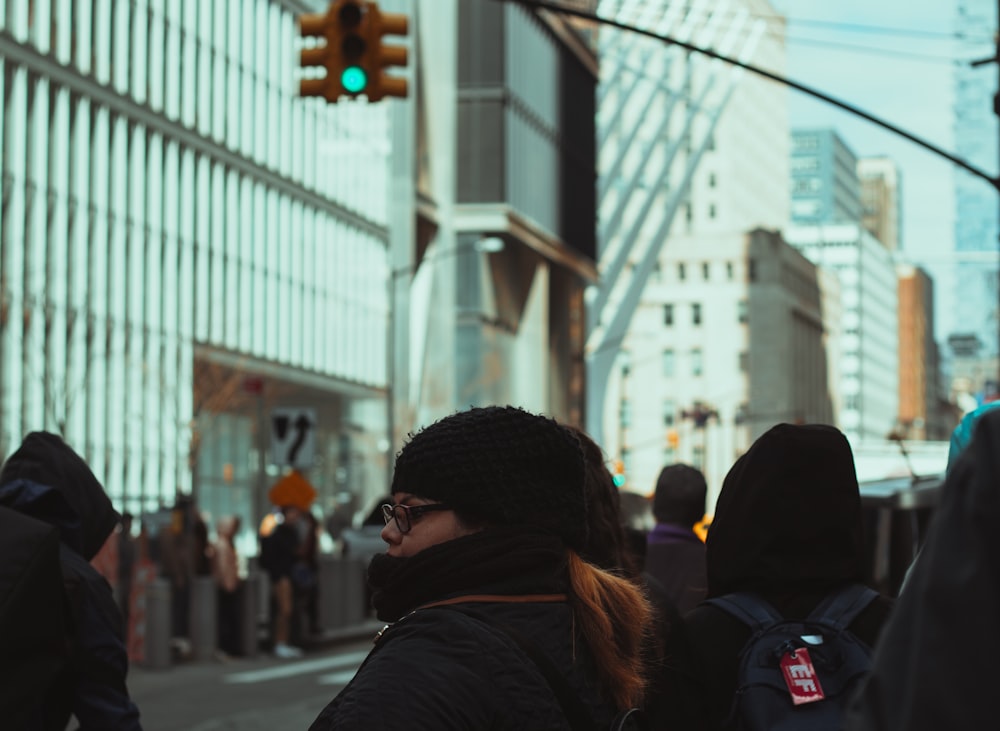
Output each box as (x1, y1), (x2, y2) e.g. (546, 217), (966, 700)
(706, 423), (865, 597)
(0, 432), (119, 560)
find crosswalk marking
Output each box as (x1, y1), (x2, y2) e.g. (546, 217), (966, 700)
(224, 651), (369, 684)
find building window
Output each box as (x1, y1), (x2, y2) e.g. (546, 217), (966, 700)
(748, 259), (757, 282)
(663, 399), (677, 426)
(691, 348), (703, 376)
(708, 172), (716, 188)
(702, 262), (710, 280)
(709, 204), (717, 219)
(620, 399), (631, 428)
(739, 351), (748, 372)
(738, 299), (748, 324)
(726, 262), (734, 280)
(678, 263), (686, 281)
(664, 304), (674, 326)
(662, 349), (675, 377)
(692, 303), (702, 326)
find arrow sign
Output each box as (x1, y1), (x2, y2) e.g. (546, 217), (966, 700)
(271, 408), (317, 468)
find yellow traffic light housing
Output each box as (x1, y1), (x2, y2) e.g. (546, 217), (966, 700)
(367, 4), (409, 102)
(298, 1), (408, 104)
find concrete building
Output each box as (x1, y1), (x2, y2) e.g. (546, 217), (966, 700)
(592, 0), (793, 499)
(950, 0), (999, 369)
(786, 223), (900, 441)
(858, 157), (902, 252)
(603, 229), (837, 510)
(390, 0), (599, 446)
(897, 265), (951, 440)
(790, 128), (862, 226)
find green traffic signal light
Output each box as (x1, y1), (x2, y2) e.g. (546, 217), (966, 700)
(341, 65), (367, 93)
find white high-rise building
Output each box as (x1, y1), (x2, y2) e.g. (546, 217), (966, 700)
(785, 224), (900, 441)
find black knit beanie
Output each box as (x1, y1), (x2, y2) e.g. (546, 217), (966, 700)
(653, 463), (707, 526)
(390, 405), (588, 551)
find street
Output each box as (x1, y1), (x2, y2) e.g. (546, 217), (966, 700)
(128, 638), (374, 731)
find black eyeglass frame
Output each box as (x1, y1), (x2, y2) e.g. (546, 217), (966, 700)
(381, 502), (451, 534)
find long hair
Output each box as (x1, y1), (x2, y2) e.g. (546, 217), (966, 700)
(560, 424), (656, 709)
(567, 550), (654, 709)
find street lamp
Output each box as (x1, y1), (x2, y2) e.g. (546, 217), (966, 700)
(385, 236), (506, 477)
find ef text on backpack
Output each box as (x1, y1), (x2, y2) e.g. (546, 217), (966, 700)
(705, 584), (878, 731)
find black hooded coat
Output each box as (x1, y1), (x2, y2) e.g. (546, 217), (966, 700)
(663, 423), (893, 731)
(0, 432), (142, 730)
(844, 408), (1000, 730)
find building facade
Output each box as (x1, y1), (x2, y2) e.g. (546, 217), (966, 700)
(951, 0), (999, 368)
(858, 156), (901, 252)
(592, 0), (791, 499)
(790, 128), (863, 226)
(602, 229), (836, 511)
(0, 0), (392, 538)
(388, 0), (599, 448)
(786, 223), (900, 441)
(897, 265), (951, 440)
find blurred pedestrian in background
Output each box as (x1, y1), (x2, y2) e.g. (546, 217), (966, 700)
(293, 511), (321, 638)
(666, 423), (894, 731)
(0, 432), (142, 730)
(309, 405), (654, 729)
(845, 407), (1000, 730)
(117, 512), (136, 637)
(644, 463), (709, 615)
(260, 505), (304, 658)
(213, 515), (242, 658)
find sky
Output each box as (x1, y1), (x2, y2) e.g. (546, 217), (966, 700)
(770, 0), (997, 340)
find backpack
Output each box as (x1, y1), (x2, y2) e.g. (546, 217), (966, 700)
(705, 583), (878, 731)
(0, 506), (74, 727)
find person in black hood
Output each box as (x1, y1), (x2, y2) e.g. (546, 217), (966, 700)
(662, 423), (893, 731)
(0, 432), (143, 731)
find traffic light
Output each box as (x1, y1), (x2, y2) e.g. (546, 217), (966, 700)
(367, 4), (409, 102)
(298, 1), (408, 104)
(667, 429), (679, 449)
(611, 460), (626, 488)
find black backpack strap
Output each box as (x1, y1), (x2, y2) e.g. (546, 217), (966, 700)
(445, 607), (598, 731)
(807, 584), (880, 630)
(704, 592), (784, 632)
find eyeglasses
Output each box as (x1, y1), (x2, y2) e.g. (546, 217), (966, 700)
(381, 502), (451, 534)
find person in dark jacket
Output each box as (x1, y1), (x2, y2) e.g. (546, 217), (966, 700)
(0, 431), (143, 731)
(263, 504), (304, 658)
(665, 423), (893, 731)
(644, 463), (709, 614)
(309, 406), (655, 730)
(844, 407), (1000, 730)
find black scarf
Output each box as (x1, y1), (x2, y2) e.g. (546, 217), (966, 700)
(367, 527), (569, 622)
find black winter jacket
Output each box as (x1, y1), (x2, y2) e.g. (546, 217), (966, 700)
(309, 530), (619, 730)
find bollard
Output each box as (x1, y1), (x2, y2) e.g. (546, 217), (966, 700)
(240, 572), (260, 658)
(189, 575), (218, 662)
(143, 578), (172, 670)
(318, 555), (341, 630)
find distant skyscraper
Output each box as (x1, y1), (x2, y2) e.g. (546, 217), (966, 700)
(952, 0), (999, 363)
(858, 157), (902, 252)
(790, 129), (862, 225)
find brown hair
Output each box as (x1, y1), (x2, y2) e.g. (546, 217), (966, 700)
(567, 550), (653, 710)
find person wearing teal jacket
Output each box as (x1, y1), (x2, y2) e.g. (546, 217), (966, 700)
(947, 399), (1000, 472)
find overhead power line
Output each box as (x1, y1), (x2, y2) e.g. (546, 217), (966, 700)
(499, 0), (1000, 193)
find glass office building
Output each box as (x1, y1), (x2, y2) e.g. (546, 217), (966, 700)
(0, 0), (391, 531)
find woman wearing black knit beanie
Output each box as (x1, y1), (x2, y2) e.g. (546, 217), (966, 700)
(309, 405), (654, 730)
